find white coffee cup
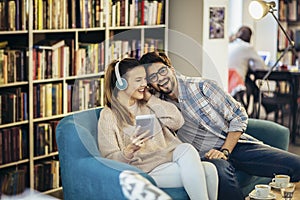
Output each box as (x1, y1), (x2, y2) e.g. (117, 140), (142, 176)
(255, 184), (271, 198)
(272, 174), (290, 188)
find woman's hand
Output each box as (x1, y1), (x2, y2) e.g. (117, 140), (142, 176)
(123, 143), (141, 159)
(123, 127), (150, 159)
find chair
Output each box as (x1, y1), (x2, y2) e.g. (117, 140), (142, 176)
(228, 68), (247, 109)
(56, 108), (290, 199)
(246, 69), (293, 127)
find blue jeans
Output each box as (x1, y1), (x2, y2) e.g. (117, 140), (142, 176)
(204, 143), (300, 200)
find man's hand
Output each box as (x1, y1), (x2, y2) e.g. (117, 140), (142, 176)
(205, 131), (241, 161)
(205, 149), (228, 160)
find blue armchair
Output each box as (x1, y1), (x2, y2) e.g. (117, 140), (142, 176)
(56, 108), (290, 199)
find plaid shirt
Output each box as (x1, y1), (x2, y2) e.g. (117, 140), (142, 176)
(163, 73), (262, 145)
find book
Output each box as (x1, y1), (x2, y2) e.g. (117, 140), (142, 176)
(0, 49), (4, 84)
(288, 0), (297, 21)
(294, 29), (300, 51)
(45, 83), (52, 117)
(8, 0), (16, 31)
(279, 0), (287, 21)
(0, 41), (8, 48)
(33, 40), (65, 50)
(0, 130), (2, 164)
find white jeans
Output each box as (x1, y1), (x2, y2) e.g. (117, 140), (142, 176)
(149, 143), (218, 200)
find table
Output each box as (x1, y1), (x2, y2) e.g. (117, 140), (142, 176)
(247, 182), (300, 200)
(252, 69), (300, 144)
(271, 182), (300, 200)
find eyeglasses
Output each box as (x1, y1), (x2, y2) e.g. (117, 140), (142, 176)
(147, 66), (168, 83)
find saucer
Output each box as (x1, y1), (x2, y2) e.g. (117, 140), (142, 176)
(269, 182), (293, 189)
(248, 190), (276, 200)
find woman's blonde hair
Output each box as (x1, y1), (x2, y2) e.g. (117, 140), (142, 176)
(104, 58), (142, 127)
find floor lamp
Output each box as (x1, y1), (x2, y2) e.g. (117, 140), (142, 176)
(248, 0), (298, 118)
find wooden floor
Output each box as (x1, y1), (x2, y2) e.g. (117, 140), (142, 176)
(259, 106), (300, 155)
(289, 141), (300, 155)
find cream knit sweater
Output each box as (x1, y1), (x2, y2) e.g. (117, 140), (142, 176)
(97, 95), (184, 173)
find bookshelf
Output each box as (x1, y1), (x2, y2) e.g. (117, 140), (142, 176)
(0, 0), (168, 195)
(277, 0), (300, 65)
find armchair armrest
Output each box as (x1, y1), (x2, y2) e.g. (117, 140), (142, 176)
(63, 156), (152, 200)
(246, 118), (290, 150)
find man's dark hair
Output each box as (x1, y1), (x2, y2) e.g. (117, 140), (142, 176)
(236, 26), (252, 43)
(140, 51), (172, 68)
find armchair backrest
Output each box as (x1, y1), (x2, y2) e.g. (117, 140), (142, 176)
(56, 108), (102, 160)
(246, 118), (290, 150)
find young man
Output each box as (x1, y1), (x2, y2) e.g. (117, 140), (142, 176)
(140, 51), (300, 200)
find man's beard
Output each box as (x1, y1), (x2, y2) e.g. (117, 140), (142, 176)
(159, 88), (172, 95)
(157, 77), (173, 95)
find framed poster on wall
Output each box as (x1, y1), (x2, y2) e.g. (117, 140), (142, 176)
(209, 7), (225, 39)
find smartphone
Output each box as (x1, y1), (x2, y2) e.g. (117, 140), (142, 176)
(135, 114), (156, 138)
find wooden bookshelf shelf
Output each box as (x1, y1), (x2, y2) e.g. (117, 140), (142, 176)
(0, 121), (29, 129)
(109, 24), (166, 30)
(0, 31), (28, 35)
(65, 72), (105, 80)
(33, 152), (59, 161)
(43, 186), (63, 195)
(0, 82), (29, 88)
(0, 159), (30, 169)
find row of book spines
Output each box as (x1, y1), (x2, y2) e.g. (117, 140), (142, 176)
(110, 0), (164, 27)
(0, 0), (27, 31)
(34, 121), (59, 156)
(33, 45), (70, 80)
(33, 41), (105, 80)
(74, 42), (105, 76)
(0, 90), (28, 124)
(76, 0), (106, 29)
(32, 0), (165, 30)
(277, 25), (300, 52)
(0, 48), (28, 85)
(276, 51), (298, 66)
(33, 0), (107, 30)
(0, 126), (28, 165)
(34, 160), (60, 192)
(109, 38), (163, 61)
(33, 83), (63, 119)
(279, 0), (300, 22)
(67, 78), (104, 112)
(0, 166), (28, 196)
(33, 0), (68, 30)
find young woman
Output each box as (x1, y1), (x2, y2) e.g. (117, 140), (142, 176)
(97, 58), (218, 200)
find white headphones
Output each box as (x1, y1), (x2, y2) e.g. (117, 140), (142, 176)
(115, 61), (128, 90)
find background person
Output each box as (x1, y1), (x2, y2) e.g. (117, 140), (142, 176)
(228, 26), (267, 80)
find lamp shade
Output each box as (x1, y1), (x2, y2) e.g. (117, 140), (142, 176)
(248, 0), (272, 19)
